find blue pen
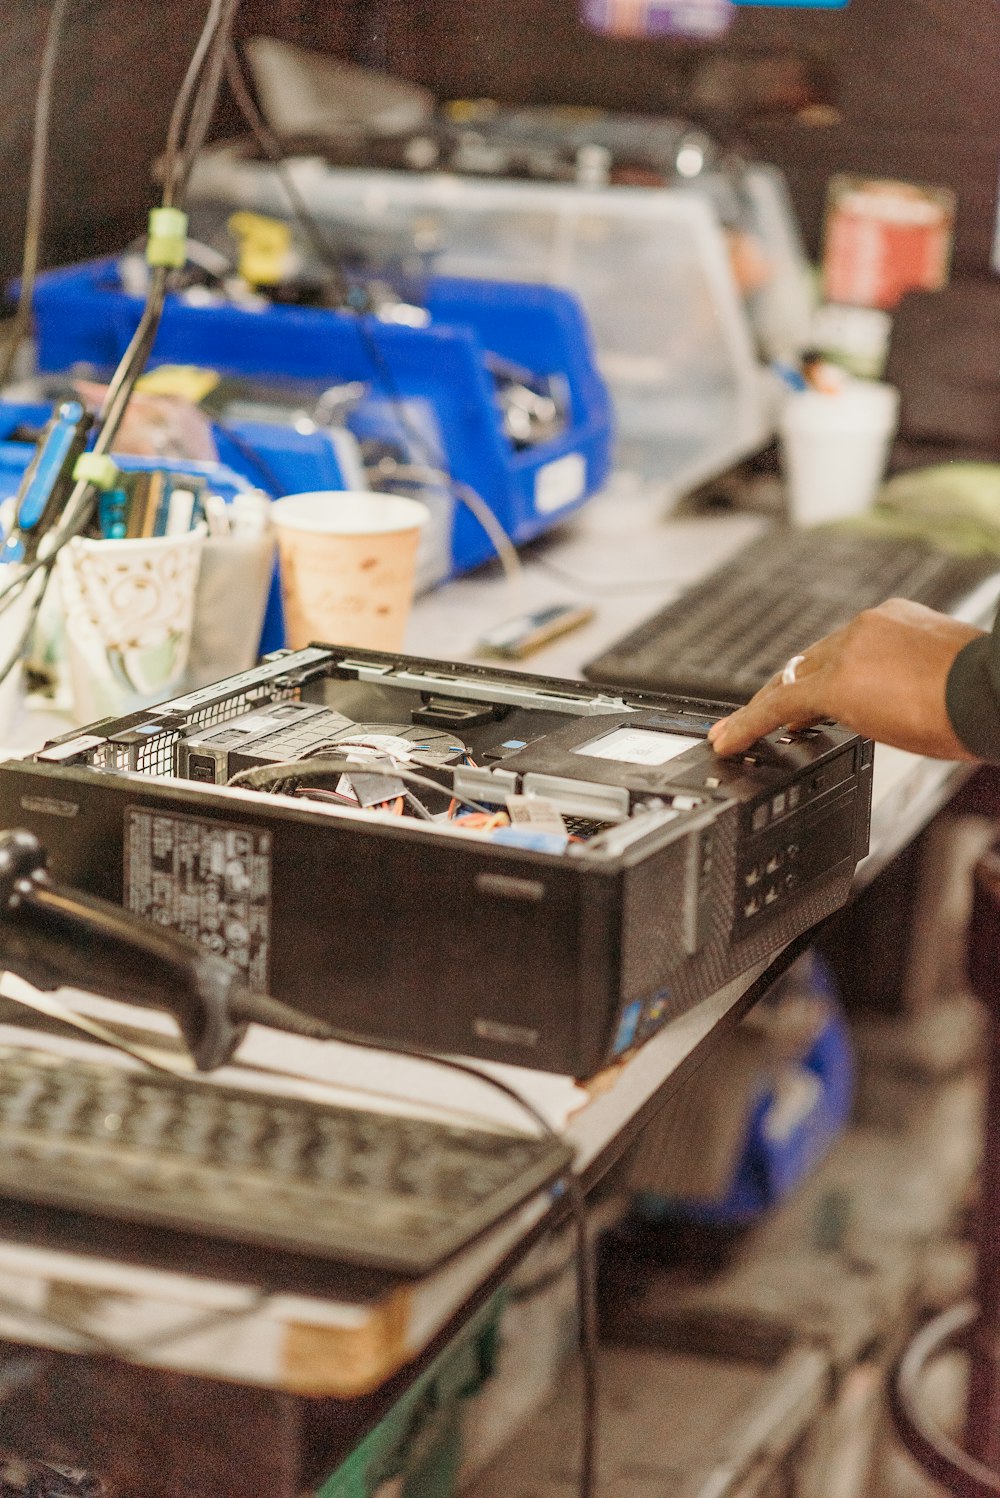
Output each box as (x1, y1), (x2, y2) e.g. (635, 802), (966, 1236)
(1, 400), (92, 563)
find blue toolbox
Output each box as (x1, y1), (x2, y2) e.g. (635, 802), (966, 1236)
(29, 257), (614, 576)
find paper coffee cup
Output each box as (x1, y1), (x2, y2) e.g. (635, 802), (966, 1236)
(779, 381), (900, 526)
(56, 526), (205, 723)
(272, 491), (429, 651)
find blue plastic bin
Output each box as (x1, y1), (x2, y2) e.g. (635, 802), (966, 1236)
(637, 954), (854, 1226)
(30, 258), (614, 574)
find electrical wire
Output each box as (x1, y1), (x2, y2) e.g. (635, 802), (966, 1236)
(0, 0), (72, 390)
(530, 553), (672, 597)
(369, 462), (523, 584)
(174, 8), (237, 206)
(210, 415), (286, 495)
(222, 46), (351, 306)
(226, 753), (495, 814)
(0, 981), (192, 1076)
(161, 0), (233, 211)
(403, 790), (434, 820)
(225, 986), (597, 1498)
(71, 0), (235, 458)
(0, 0), (240, 688)
(222, 44), (525, 588)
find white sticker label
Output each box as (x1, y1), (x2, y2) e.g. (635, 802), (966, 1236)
(762, 1068), (823, 1144)
(575, 727), (702, 766)
(37, 734), (106, 762)
(505, 794), (568, 835)
(534, 452), (587, 514)
(598, 351), (670, 386)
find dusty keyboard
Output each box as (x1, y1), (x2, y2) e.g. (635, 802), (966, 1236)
(0, 1044), (572, 1277)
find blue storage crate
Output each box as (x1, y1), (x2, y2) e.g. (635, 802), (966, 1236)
(637, 954), (854, 1227)
(30, 258), (614, 574)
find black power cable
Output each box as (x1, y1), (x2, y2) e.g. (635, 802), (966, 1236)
(0, 0), (241, 693)
(222, 47), (352, 307)
(222, 44), (526, 581)
(227, 986), (598, 1498)
(0, 0), (72, 390)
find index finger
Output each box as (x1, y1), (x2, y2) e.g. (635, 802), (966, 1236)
(707, 680), (820, 757)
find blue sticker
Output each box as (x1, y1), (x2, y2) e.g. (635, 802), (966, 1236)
(502, 739), (528, 749)
(491, 827), (569, 854)
(613, 1001), (643, 1055)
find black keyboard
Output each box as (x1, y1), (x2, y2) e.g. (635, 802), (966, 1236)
(0, 1044), (572, 1277)
(584, 529), (999, 704)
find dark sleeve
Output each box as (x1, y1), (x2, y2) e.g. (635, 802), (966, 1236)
(946, 611), (1000, 761)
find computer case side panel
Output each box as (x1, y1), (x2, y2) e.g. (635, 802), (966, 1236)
(0, 760), (605, 1072)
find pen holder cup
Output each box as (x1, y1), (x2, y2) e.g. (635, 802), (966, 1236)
(56, 526), (206, 724)
(779, 381), (900, 526)
(0, 566), (44, 742)
(272, 491), (429, 652)
(186, 528), (277, 690)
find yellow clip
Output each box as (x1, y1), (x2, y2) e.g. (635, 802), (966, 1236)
(228, 211), (293, 287)
(146, 207), (189, 269)
(136, 364), (221, 404)
(73, 452), (119, 491)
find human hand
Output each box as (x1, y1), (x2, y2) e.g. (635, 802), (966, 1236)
(706, 598), (983, 761)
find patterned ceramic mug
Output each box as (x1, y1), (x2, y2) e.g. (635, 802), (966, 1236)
(56, 525), (206, 723)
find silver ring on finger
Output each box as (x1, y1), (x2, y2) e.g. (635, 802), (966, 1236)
(781, 653), (806, 687)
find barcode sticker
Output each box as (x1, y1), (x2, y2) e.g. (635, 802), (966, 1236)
(506, 795), (568, 836)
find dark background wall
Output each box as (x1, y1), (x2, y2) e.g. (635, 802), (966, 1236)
(1, 0), (998, 280)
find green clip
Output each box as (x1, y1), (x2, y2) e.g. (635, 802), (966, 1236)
(73, 452), (119, 491)
(146, 206), (189, 268)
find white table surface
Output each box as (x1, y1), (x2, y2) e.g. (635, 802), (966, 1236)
(0, 482), (988, 1396)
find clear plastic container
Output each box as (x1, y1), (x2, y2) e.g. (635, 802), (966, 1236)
(189, 148), (774, 495)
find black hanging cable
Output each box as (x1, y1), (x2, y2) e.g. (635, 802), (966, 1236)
(222, 44), (525, 581)
(222, 45), (352, 304)
(225, 986), (598, 1498)
(0, 0), (240, 696)
(161, 0), (233, 212)
(0, 0), (72, 390)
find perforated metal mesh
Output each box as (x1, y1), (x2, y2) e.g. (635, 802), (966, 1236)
(82, 685), (299, 778)
(621, 808), (852, 1006)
